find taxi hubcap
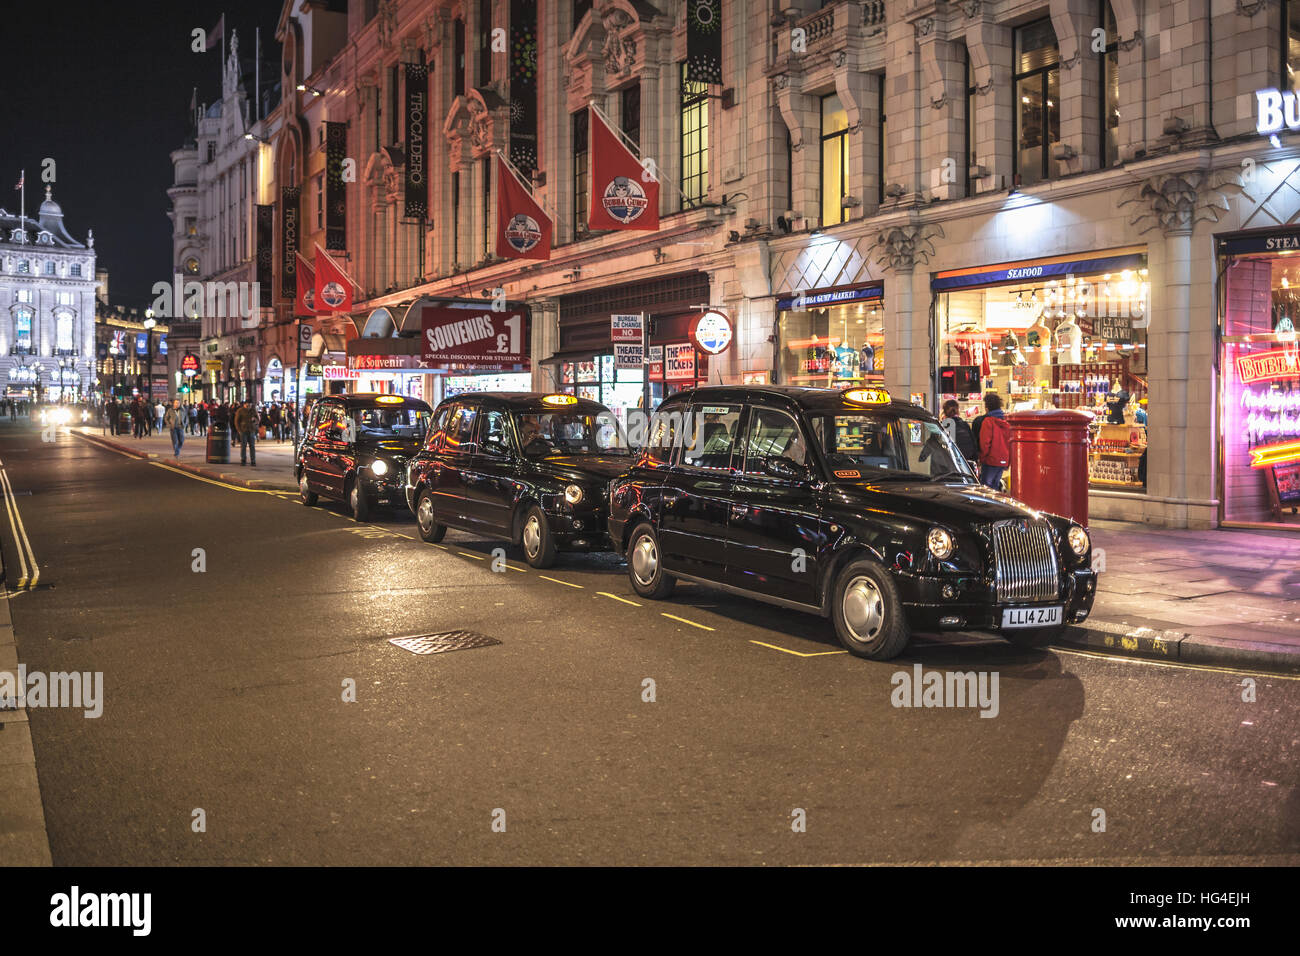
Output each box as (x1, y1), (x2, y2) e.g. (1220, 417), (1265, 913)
(631, 535), (657, 585)
(842, 575), (884, 641)
(350, 485), (358, 510)
(418, 496), (433, 531)
(523, 515), (541, 556)
(299, 474), (308, 496)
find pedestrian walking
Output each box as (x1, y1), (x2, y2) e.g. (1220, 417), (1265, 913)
(975, 392), (1010, 491)
(197, 402), (209, 436)
(233, 399), (259, 466)
(164, 399), (186, 457)
(939, 400), (978, 465)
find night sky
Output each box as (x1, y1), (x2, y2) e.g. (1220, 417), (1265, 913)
(0, 1), (283, 310)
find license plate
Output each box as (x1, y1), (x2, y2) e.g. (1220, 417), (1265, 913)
(1001, 606), (1062, 629)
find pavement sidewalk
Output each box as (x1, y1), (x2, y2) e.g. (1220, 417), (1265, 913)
(72, 426), (299, 492)
(1058, 521), (1300, 673)
(0, 533), (54, 866)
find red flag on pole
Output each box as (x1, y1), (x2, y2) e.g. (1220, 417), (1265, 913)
(495, 153), (552, 261)
(314, 244), (355, 315)
(588, 107), (659, 232)
(295, 251), (318, 316)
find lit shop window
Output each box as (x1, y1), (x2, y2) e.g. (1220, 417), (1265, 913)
(935, 269), (1150, 490)
(779, 296), (886, 388)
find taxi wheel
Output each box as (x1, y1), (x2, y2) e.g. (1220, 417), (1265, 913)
(520, 505), (557, 569)
(416, 489), (446, 543)
(831, 559), (910, 660)
(298, 470), (318, 506)
(1004, 625), (1065, 648)
(627, 523), (675, 600)
(348, 478), (371, 522)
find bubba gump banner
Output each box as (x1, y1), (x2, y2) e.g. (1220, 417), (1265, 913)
(587, 106), (659, 232)
(314, 244), (355, 315)
(294, 251), (318, 317)
(495, 153), (552, 260)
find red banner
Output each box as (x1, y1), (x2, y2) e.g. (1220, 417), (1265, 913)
(314, 244), (354, 314)
(496, 153), (551, 260)
(419, 304), (530, 371)
(588, 107), (659, 231)
(295, 252), (318, 317)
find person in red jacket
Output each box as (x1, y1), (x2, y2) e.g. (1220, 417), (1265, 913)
(976, 391), (1010, 490)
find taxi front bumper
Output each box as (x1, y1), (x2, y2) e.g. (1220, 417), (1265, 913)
(896, 567), (1097, 631)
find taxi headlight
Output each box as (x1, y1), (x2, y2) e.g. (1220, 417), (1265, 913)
(1067, 525), (1090, 556)
(564, 484), (584, 505)
(927, 527), (954, 560)
(370, 459), (390, 477)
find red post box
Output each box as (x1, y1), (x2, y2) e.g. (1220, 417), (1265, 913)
(1006, 409), (1092, 525)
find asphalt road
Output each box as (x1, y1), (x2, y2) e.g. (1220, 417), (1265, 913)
(3, 418), (1298, 865)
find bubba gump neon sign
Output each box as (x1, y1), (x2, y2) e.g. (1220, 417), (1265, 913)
(1236, 349), (1300, 385)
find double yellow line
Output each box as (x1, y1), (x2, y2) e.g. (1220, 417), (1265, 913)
(0, 458), (38, 589)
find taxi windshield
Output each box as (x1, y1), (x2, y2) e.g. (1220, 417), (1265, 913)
(352, 406), (430, 440)
(813, 413), (975, 482)
(514, 410), (629, 458)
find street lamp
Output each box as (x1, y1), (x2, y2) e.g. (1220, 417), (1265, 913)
(142, 311), (156, 403)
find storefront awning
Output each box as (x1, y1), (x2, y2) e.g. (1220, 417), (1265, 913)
(308, 332), (348, 358)
(931, 246), (1147, 292)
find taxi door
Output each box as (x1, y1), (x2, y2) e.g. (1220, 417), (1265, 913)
(725, 404), (824, 608)
(432, 403), (481, 528)
(657, 402), (742, 582)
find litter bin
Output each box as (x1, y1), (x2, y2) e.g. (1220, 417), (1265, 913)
(1007, 409), (1091, 525)
(206, 421), (231, 464)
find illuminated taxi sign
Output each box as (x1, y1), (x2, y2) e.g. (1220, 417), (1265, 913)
(375, 395), (404, 404)
(541, 394), (578, 406)
(843, 387), (891, 405)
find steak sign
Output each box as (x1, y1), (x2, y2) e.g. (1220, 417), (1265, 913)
(419, 304), (530, 371)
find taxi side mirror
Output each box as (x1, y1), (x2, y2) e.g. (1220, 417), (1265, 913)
(764, 457), (809, 481)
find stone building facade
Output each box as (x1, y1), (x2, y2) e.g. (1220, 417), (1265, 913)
(239, 0), (1300, 529)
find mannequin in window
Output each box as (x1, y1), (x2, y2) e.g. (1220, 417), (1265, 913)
(1104, 382), (1130, 424)
(1053, 316), (1082, 364)
(1024, 306), (1053, 366)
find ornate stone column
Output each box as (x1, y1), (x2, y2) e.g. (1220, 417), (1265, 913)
(869, 222), (945, 402)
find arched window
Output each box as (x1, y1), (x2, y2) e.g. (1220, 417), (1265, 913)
(55, 312), (74, 352)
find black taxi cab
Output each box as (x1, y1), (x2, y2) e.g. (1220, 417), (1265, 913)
(607, 385), (1097, 660)
(295, 393), (433, 520)
(404, 392), (631, 567)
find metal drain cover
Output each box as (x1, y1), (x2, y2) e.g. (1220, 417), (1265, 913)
(389, 630), (501, 655)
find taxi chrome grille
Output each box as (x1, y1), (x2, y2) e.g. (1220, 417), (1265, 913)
(991, 519), (1059, 603)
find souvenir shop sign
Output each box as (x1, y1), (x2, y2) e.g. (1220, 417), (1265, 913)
(419, 304), (529, 371)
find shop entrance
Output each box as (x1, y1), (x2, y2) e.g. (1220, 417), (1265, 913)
(1219, 227), (1300, 528)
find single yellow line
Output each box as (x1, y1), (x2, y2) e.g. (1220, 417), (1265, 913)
(388, 531), (413, 540)
(540, 575), (583, 588)
(749, 640), (847, 657)
(506, 564), (527, 572)
(597, 591), (641, 606)
(458, 551), (486, 560)
(661, 613), (714, 631)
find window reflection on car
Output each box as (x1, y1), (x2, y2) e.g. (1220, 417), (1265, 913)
(814, 414), (975, 481)
(514, 411), (629, 458)
(353, 407), (429, 440)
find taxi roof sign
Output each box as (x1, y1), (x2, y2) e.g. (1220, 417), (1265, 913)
(375, 395), (405, 404)
(541, 394), (578, 406)
(843, 387), (891, 405)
